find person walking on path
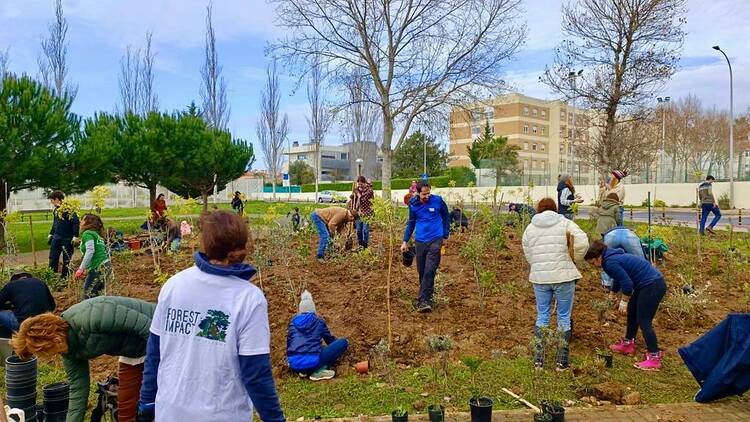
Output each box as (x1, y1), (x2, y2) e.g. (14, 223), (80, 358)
(609, 169), (628, 223)
(0, 271), (56, 337)
(585, 241), (667, 371)
(287, 290), (349, 381)
(151, 194), (168, 220)
(11, 296), (155, 422)
(400, 182), (450, 313)
(310, 207), (358, 261)
(48, 190), (79, 280)
(74, 214), (112, 300)
(600, 227), (646, 289)
(592, 193), (622, 238)
(698, 175), (721, 235)
(137, 211), (285, 422)
(522, 198), (589, 371)
(353, 176), (374, 248)
(231, 191), (245, 216)
(556, 175), (583, 220)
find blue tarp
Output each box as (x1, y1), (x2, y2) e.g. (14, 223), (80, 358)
(678, 313), (750, 402)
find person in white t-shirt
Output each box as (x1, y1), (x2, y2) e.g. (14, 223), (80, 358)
(137, 211), (285, 422)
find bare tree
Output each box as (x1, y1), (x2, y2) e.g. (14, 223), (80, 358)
(342, 72), (381, 179)
(140, 31), (158, 114)
(307, 58), (333, 198)
(273, 0), (526, 197)
(257, 60), (289, 199)
(541, 0), (686, 175)
(38, 0), (77, 99)
(200, 1), (230, 130)
(118, 45), (142, 114)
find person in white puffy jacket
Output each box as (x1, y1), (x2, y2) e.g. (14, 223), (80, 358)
(522, 198), (589, 371)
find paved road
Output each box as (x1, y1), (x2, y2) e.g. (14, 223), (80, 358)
(578, 207), (748, 232)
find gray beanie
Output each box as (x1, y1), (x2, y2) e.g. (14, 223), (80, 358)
(298, 290), (316, 314)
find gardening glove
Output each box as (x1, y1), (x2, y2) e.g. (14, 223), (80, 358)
(136, 402), (155, 422)
(618, 299), (628, 314)
(74, 269), (86, 279)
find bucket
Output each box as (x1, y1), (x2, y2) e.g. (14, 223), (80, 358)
(402, 247), (416, 267)
(127, 240), (141, 250)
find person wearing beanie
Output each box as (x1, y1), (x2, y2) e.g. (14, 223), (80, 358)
(287, 290), (349, 381)
(608, 169), (628, 223)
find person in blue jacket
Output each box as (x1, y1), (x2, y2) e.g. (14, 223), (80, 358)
(600, 227), (645, 289)
(287, 290), (349, 381)
(400, 181), (450, 313)
(585, 240), (667, 371)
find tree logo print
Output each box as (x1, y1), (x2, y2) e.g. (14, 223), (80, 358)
(196, 310), (231, 342)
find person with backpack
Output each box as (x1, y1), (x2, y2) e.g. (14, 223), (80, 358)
(74, 214), (111, 299)
(48, 190), (79, 279)
(585, 241), (667, 371)
(137, 211), (285, 422)
(556, 175), (583, 220)
(400, 182), (450, 313)
(600, 227), (646, 289)
(287, 290), (349, 381)
(698, 175), (721, 235)
(11, 296), (155, 422)
(0, 271), (56, 337)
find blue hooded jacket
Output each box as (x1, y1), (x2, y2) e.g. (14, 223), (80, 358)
(286, 312), (336, 371)
(403, 194), (450, 243)
(602, 247), (663, 295)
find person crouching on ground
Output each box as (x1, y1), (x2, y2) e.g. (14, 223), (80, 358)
(522, 198), (589, 371)
(585, 241), (667, 371)
(287, 290), (349, 381)
(137, 211), (285, 422)
(0, 271), (56, 337)
(74, 214), (111, 299)
(11, 296), (155, 422)
(592, 193), (622, 238)
(450, 207), (469, 233)
(400, 182), (450, 313)
(310, 207), (358, 261)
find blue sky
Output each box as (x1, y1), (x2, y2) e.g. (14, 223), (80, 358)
(2, 0), (748, 169)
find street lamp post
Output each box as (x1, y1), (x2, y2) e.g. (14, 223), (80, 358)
(356, 158), (364, 178)
(713, 45), (734, 208)
(657, 97), (671, 184)
(568, 70), (583, 180)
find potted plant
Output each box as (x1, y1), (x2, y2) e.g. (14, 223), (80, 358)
(391, 406), (408, 422)
(540, 400), (565, 422)
(462, 356), (493, 422)
(596, 348), (613, 368)
(533, 412), (553, 422)
(427, 404), (445, 422)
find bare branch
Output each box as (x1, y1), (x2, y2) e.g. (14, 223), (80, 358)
(38, 0), (77, 99)
(200, 1), (230, 130)
(140, 31), (159, 114)
(257, 60), (288, 194)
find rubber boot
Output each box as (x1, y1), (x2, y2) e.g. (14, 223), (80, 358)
(533, 326), (545, 370)
(555, 330), (572, 372)
(118, 361), (144, 422)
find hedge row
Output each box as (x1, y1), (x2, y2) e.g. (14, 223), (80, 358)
(300, 176), (457, 192)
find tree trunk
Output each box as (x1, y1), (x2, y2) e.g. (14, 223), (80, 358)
(671, 156), (677, 183)
(202, 192), (210, 213)
(272, 180), (277, 200)
(315, 142), (321, 202)
(149, 185), (157, 208)
(381, 117), (394, 200)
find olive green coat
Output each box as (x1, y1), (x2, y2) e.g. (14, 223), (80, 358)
(593, 198), (621, 235)
(61, 296), (155, 422)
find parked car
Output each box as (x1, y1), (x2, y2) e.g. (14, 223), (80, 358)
(318, 190), (348, 203)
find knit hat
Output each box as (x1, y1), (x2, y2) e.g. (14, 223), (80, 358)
(611, 169), (629, 180)
(299, 290), (316, 314)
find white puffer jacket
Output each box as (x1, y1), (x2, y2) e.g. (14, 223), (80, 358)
(522, 210), (589, 284)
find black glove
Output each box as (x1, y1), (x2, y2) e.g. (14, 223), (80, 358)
(136, 403), (155, 422)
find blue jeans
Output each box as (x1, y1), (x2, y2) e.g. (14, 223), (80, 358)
(83, 261), (111, 300)
(316, 338), (349, 371)
(618, 206), (625, 225)
(700, 204), (721, 234)
(356, 220), (370, 248)
(311, 212), (330, 259)
(532, 281), (576, 331)
(561, 212), (574, 220)
(0, 310), (19, 333)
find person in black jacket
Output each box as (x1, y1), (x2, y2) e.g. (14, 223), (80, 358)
(48, 190), (79, 279)
(286, 290), (348, 381)
(231, 191), (245, 215)
(450, 207), (469, 232)
(0, 271), (56, 337)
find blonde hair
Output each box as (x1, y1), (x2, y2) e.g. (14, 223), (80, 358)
(11, 313), (69, 360)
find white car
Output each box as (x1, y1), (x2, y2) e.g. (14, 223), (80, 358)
(318, 191), (347, 203)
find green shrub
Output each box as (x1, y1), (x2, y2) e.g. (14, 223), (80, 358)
(641, 198), (667, 208)
(444, 166), (476, 187)
(718, 192), (730, 210)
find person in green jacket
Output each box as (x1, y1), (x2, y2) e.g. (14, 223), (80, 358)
(11, 296), (155, 422)
(74, 214), (111, 299)
(592, 193), (622, 237)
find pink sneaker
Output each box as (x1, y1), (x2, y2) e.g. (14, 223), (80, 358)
(610, 338), (635, 356)
(634, 352), (662, 371)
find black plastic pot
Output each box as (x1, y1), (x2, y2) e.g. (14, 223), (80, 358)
(428, 404), (445, 422)
(391, 410), (408, 422)
(533, 412), (553, 422)
(6, 377), (37, 397)
(44, 410), (67, 422)
(37, 404), (46, 422)
(598, 353), (613, 368)
(469, 397), (493, 422)
(541, 401), (565, 422)
(402, 248), (416, 267)
(43, 381), (70, 413)
(5, 355), (38, 372)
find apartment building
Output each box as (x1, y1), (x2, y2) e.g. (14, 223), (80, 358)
(282, 140), (381, 182)
(449, 93), (597, 185)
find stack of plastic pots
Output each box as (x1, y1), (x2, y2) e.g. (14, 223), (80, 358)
(5, 355), (39, 422)
(42, 382), (69, 422)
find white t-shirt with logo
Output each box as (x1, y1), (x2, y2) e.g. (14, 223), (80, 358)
(150, 266), (270, 421)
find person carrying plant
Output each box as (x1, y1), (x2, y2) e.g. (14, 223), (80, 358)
(608, 169), (628, 223)
(400, 181), (450, 313)
(48, 190), (80, 280)
(74, 214), (111, 299)
(556, 175), (583, 220)
(592, 193), (622, 238)
(600, 227), (646, 289)
(698, 175), (721, 235)
(11, 296), (155, 422)
(310, 207), (358, 261)
(286, 290), (349, 381)
(231, 191), (245, 215)
(522, 198), (588, 371)
(585, 241), (667, 371)
(137, 211), (285, 422)
(353, 176), (374, 248)
(0, 271), (56, 337)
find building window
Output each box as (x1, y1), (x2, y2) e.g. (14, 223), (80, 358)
(485, 107), (494, 120)
(541, 110), (546, 118)
(532, 108), (538, 117)
(322, 153), (336, 159)
(523, 142), (528, 150)
(297, 154), (307, 160)
(561, 111), (566, 120)
(541, 144), (545, 152)
(523, 124), (529, 134)
(541, 126), (546, 135)
(340, 153), (348, 160)
(532, 143), (537, 151)
(471, 126), (481, 137)
(523, 106), (529, 115)
(532, 126), (538, 134)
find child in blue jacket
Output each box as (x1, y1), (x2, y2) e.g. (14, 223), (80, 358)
(287, 290), (349, 381)
(585, 241), (667, 371)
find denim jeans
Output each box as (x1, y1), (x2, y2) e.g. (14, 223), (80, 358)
(311, 212), (330, 259)
(355, 220), (370, 248)
(416, 238), (443, 305)
(561, 212), (574, 221)
(0, 310), (19, 335)
(49, 238), (74, 279)
(626, 278), (667, 353)
(700, 204), (721, 234)
(532, 281), (576, 331)
(618, 206), (625, 225)
(83, 261), (111, 300)
(315, 338), (349, 371)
